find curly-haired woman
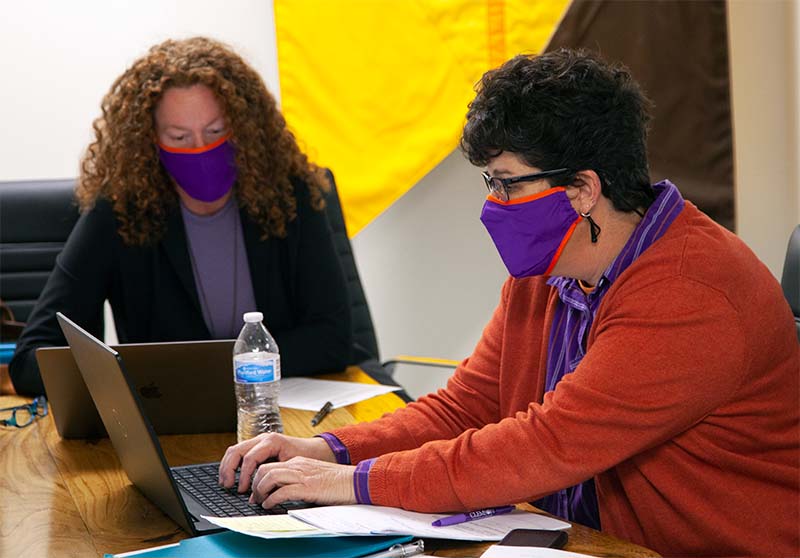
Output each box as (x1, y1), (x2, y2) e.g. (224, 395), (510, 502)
(10, 37), (352, 395)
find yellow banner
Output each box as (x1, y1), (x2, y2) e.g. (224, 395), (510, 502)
(276, 0), (570, 236)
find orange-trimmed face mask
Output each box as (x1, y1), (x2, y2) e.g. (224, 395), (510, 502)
(158, 135), (237, 202)
(480, 188), (581, 277)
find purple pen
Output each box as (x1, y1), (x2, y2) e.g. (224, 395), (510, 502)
(431, 505), (516, 527)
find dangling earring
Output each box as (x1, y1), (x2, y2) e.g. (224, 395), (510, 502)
(580, 211), (601, 243)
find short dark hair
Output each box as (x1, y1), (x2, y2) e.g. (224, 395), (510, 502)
(461, 48), (655, 212)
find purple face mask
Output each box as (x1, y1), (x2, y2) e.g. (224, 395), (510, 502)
(158, 135), (237, 202)
(480, 188), (581, 278)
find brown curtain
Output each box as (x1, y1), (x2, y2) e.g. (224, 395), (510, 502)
(547, 0), (734, 230)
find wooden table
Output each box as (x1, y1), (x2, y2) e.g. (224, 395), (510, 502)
(0, 367), (659, 557)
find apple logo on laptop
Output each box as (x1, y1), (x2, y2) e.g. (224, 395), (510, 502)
(139, 382), (162, 399)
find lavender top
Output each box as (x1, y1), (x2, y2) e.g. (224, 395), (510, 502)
(181, 196), (257, 338)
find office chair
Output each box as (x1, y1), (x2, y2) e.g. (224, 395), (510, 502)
(0, 179), (79, 336)
(781, 224), (800, 341)
(322, 172), (381, 364)
(322, 173), (458, 396)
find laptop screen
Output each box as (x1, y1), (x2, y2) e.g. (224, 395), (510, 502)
(57, 312), (200, 533)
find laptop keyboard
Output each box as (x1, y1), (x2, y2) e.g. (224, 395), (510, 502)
(171, 463), (310, 517)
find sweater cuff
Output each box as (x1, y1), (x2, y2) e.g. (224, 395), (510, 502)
(353, 458), (376, 505)
(317, 432), (351, 465)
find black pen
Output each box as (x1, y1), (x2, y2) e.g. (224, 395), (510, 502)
(310, 400), (334, 426)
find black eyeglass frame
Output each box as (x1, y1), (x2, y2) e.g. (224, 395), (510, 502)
(482, 167), (572, 201)
(0, 396), (48, 428)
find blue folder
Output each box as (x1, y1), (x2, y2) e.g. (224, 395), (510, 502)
(105, 532), (414, 557)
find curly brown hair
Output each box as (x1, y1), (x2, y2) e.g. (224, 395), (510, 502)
(77, 36), (329, 245)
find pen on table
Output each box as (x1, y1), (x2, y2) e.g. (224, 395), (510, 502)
(363, 540), (424, 558)
(310, 400), (333, 426)
(431, 505), (515, 527)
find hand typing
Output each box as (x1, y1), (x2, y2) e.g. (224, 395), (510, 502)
(218, 432), (335, 493)
(249, 456), (357, 508)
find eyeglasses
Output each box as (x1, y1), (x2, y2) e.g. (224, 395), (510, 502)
(482, 168), (571, 202)
(0, 396), (48, 428)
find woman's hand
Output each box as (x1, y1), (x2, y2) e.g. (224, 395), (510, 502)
(250, 457), (356, 509)
(218, 433), (336, 493)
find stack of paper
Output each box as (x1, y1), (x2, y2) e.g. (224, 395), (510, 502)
(202, 515), (336, 538)
(203, 505), (570, 542)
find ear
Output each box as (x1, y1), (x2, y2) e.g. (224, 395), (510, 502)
(569, 170), (603, 214)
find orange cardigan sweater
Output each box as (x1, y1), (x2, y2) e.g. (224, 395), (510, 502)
(331, 203), (800, 557)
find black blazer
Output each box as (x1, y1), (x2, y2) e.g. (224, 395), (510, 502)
(10, 177), (352, 395)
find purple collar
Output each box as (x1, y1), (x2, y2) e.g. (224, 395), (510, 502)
(547, 180), (685, 304)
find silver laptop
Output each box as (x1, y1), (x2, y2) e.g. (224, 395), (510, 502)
(56, 312), (309, 535)
(37, 339), (236, 438)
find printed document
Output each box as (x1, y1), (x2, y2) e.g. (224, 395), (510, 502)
(288, 505), (570, 541)
(202, 506), (569, 542)
(278, 378), (401, 410)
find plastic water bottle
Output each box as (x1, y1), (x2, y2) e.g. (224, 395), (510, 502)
(233, 311), (283, 442)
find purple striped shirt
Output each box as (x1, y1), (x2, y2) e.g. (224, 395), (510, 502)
(320, 180), (685, 511)
(535, 180), (684, 528)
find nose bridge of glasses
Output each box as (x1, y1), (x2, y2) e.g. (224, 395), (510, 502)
(31, 396), (49, 418)
(481, 172), (508, 199)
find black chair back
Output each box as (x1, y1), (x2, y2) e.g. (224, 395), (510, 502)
(781, 225), (800, 340)
(0, 179), (79, 325)
(323, 175), (380, 363)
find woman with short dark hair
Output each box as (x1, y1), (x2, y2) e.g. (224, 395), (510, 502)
(219, 49), (799, 558)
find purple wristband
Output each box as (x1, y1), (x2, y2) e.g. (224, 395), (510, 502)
(354, 458), (376, 505)
(317, 432), (351, 464)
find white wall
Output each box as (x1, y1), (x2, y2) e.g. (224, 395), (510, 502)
(728, 0), (800, 277)
(0, 0), (280, 181)
(351, 151), (507, 398)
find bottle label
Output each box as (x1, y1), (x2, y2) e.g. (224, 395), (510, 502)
(235, 358), (278, 383)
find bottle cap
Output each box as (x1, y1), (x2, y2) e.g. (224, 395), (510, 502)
(243, 311), (263, 323)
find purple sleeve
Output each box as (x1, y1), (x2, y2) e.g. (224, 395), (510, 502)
(317, 433), (374, 504)
(353, 458), (376, 505)
(317, 432), (351, 464)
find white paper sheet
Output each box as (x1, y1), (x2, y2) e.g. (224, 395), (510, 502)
(288, 505), (571, 541)
(481, 546), (598, 558)
(278, 378), (401, 410)
(201, 514), (341, 539)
